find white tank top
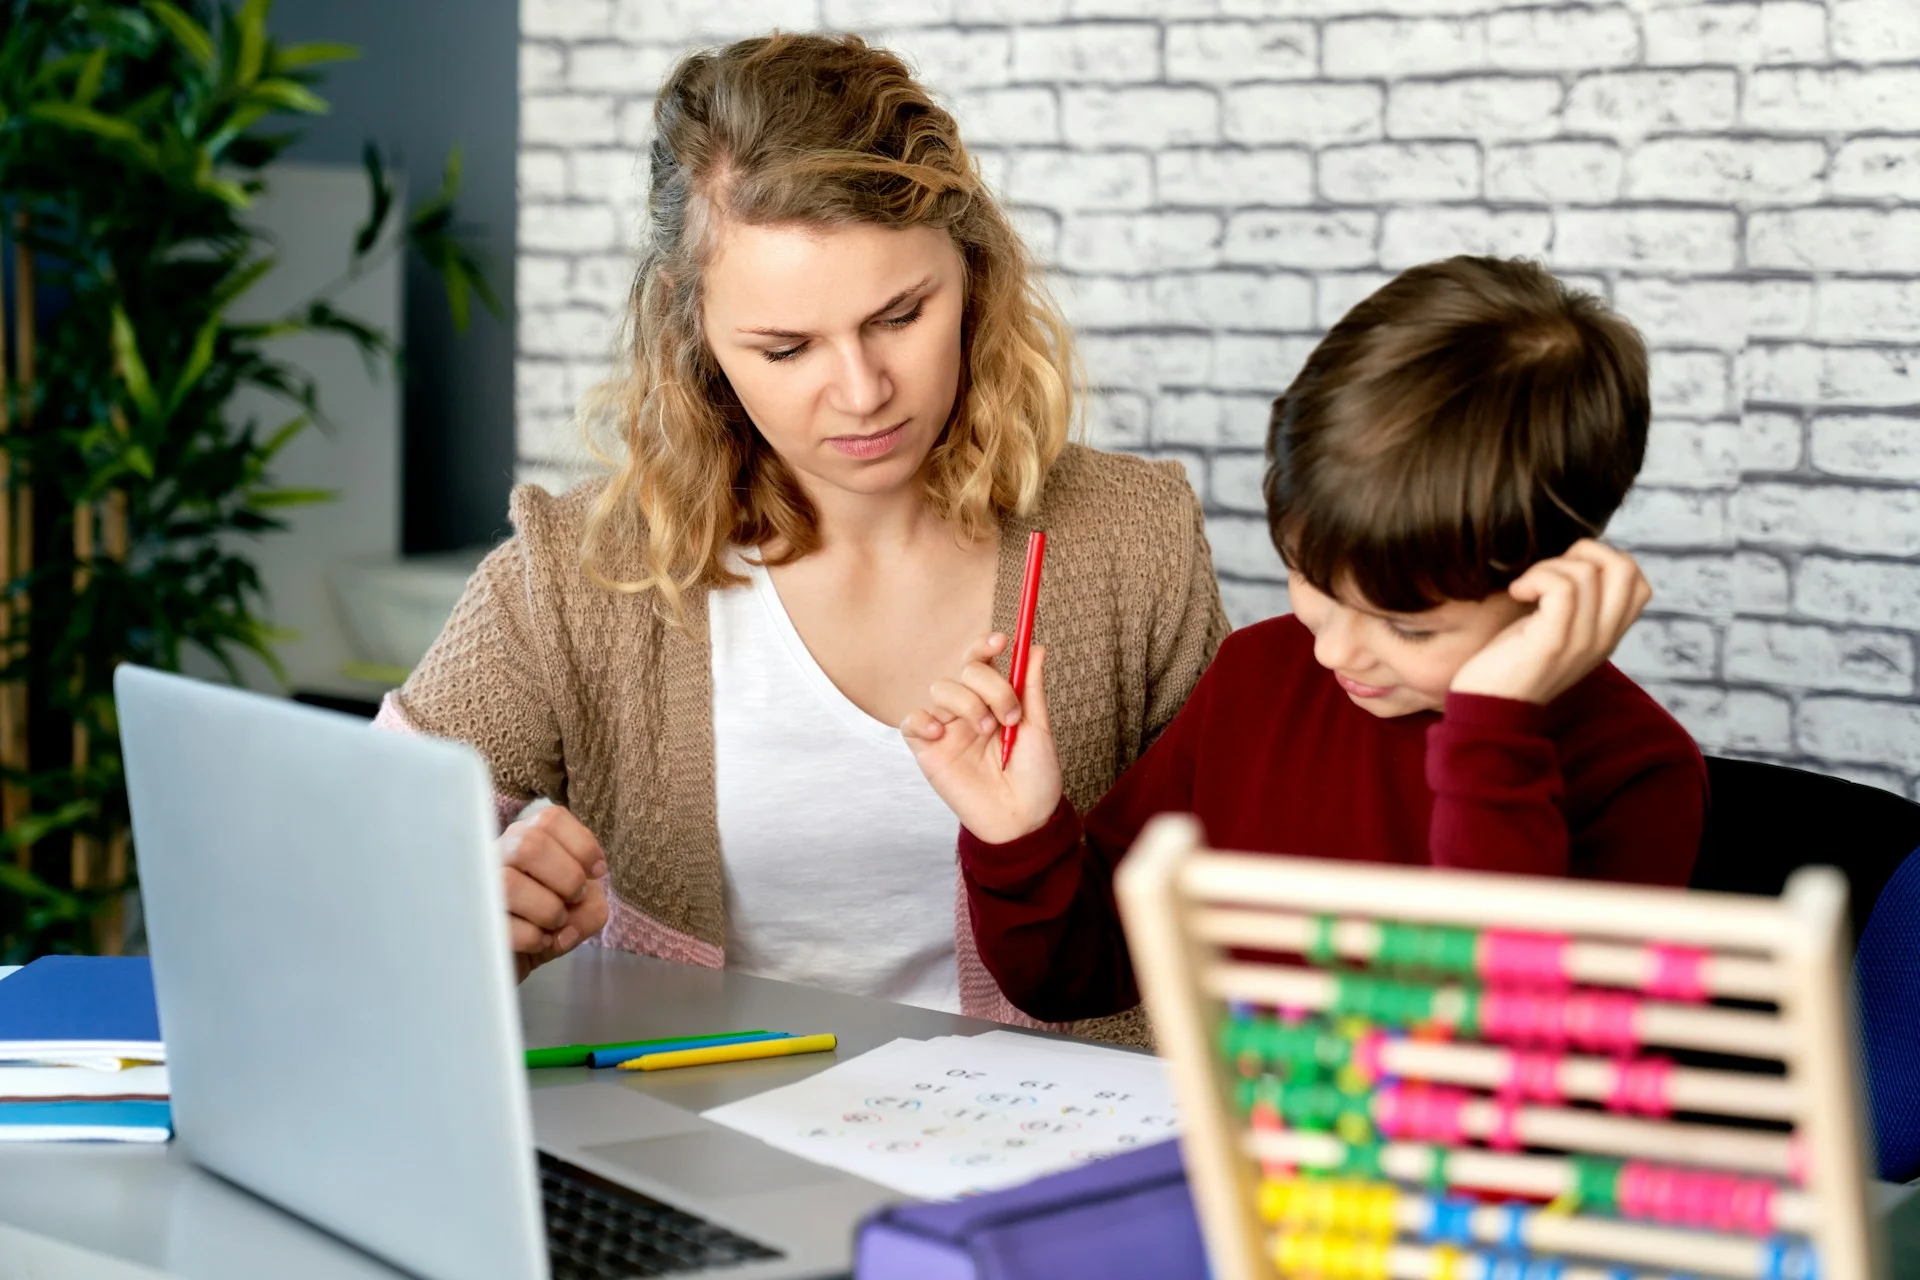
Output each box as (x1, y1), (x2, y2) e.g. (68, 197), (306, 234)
(708, 553), (962, 1013)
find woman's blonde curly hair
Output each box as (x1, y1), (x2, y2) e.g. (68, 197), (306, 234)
(580, 32), (1077, 619)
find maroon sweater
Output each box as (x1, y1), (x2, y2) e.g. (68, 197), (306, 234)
(959, 614), (1707, 1023)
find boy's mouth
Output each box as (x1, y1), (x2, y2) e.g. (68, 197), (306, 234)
(1334, 672), (1394, 699)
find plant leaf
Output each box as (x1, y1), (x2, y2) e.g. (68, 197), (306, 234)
(443, 258), (471, 333)
(200, 177), (255, 208)
(73, 47), (109, 108)
(236, 0), (271, 86)
(258, 415), (311, 462)
(304, 301), (394, 374)
(355, 141), (395, 257)
(0, 799), (96, 853)
(245, 78), (329, 115)
(205, 102), (272, 159)
(170, 315), (222, 413)
(213, 255), (277, 310)
(28, 101), (141, 145)
(109, 306), (162, 420)
(145, 0), (216, 68)
(272, 42), (359, 71)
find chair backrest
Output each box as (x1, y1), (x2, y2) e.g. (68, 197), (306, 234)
(1856, 845), (1920, 1183)
(1694, 756), (1920, 941)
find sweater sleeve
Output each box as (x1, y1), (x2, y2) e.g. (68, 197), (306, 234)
(1426, 690), (1704, 886)
(1426, 693), (1570, 876)
(382, 491), (566, 826)
(1142, 468), (1232, 744)
(958, 655), (1212, 1022)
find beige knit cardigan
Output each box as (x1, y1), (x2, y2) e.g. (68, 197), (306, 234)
(377, 443), (1229, 1035)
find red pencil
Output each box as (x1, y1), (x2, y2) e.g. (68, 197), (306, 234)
(1002, 530), (1048, 770)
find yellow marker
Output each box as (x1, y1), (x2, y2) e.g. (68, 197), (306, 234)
(616, 1032), (838, 1072)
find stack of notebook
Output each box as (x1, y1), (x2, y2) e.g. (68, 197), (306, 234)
(0, 955), (170, 1142)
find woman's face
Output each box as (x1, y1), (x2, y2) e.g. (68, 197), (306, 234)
(701, 220), (966, 504)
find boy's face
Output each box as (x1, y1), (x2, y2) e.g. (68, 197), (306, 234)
(1287, 575), (1530, 717)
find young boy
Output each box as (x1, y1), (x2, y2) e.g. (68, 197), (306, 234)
(901, 255), (1707, 1024)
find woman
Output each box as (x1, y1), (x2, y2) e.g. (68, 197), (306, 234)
(379, 33), (1226, 1034)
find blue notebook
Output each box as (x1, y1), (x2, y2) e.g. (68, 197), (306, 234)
(0, 1099), (172, 1142)
(0, 956), (162, 1062)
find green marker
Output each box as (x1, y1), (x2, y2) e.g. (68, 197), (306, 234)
(525, 1030), (770, 1070)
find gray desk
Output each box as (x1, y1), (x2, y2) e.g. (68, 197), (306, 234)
(0, 948), (1017, 1279)
(1, 948), (1915, 1278)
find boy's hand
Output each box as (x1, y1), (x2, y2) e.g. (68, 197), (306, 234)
(1450, 540), (1653, 706)
(902, 632), (1064, 845)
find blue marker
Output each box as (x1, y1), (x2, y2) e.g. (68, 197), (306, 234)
(588, 1031), (792, 1068)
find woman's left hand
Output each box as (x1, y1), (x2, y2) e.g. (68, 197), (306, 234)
(1449, 539), (1653, 706)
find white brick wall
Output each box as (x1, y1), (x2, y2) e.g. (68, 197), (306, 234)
(518, 0), (1920, 797)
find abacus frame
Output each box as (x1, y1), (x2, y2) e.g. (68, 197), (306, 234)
(1113, 813), (1884, 1280)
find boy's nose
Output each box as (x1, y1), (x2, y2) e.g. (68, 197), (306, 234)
(1313, 608), (1362, 672)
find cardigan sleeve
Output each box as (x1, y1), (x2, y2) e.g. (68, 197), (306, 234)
(381, 488), (566, 825)
(1142, 466), (1232, 744)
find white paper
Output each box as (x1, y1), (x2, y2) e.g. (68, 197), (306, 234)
(0, 1063), (169, 1100)
(702, 1032), (1179, 1200)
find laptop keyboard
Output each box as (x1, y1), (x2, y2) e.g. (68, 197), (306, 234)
(541, 1152), (786, 1278)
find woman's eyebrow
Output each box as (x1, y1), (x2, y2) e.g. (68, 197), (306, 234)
(736, 276), (935, 339)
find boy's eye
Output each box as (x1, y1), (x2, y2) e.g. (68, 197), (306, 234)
(880, 301), (923, 329)
(1387, 622), (1434, 643)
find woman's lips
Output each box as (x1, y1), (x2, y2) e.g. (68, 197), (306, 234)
(1335, 672), (1394, 699)
(828, 421), (906, 459)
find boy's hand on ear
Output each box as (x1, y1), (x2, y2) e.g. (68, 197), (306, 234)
(901, 631), (1064, 845)
(1450, 540), (1653, 706)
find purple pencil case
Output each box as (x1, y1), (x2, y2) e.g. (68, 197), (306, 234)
(851, 1139), (1209, 1280)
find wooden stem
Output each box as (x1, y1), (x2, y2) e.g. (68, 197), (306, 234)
(1263, 1184), (1800, 1280)
(1207, 963), (1789, 1060)
(1246, 1130), (1813, 1235)
(1194, 908), (1783, 1002)
(1269, 1230), (1777, 1280)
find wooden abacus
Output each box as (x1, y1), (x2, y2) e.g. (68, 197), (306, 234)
(1115, 814), (1885, 1280)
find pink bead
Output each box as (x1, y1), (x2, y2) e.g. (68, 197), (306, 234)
(1647, 943), (1709, 1002)
(1608, 1056), (1673, 1116)
(1356, 1031), (1389, 1082)
(1490, 1094), (1523, 1151)
(1375, 1084), (1404, 1139)
(1481, 930), (1571, 988)
(1507, 1049), (1563, 1102)
(1569, 991), (1640, 1053)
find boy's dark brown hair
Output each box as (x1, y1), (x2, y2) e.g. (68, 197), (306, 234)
(1264, 255), (1649, 613)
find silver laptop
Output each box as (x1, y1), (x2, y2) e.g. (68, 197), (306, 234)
(116, 665), (892, 1280)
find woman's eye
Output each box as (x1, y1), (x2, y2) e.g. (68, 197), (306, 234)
(763, 344), (806, 363)
(881, 302), (923, 329)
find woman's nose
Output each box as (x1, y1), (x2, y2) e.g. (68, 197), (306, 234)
(827, 342), (891, 419)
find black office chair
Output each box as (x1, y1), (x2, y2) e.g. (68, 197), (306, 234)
(1691, 756), (1920, 943)
(1857, 845), (1920, 1181)
(1692, 756), (1920, 1182)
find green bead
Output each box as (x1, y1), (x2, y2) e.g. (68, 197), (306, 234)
(1574, 1156), (1622, 1213)
(1310, 914), (1338, 967)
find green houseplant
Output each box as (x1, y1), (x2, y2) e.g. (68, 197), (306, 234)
(0, 0), (499, 960)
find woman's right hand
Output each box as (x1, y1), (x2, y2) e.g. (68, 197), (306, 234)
(500, 805), (609, 982)
(902, 632), (1063, 845)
